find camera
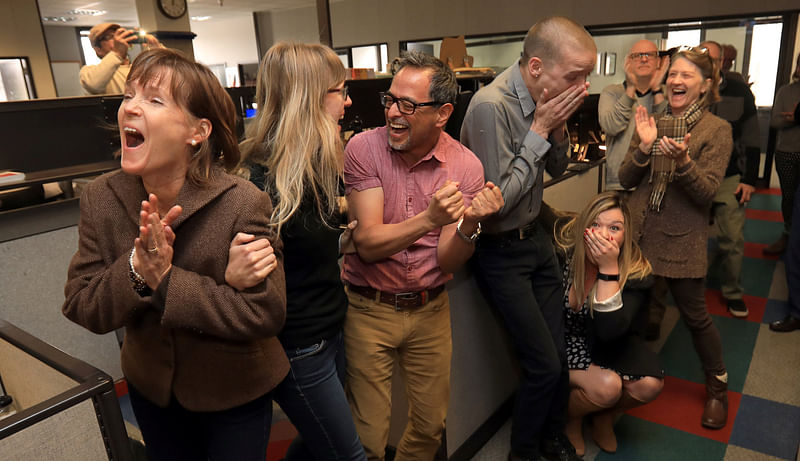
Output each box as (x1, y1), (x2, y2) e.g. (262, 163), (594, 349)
(130, 29), (148, 45)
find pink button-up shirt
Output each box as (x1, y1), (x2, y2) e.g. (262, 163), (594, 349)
(342, 126), (485, 292)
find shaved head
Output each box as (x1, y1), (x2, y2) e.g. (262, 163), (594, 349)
(630, 39), (657, 54)
(521, 16), (596, 64)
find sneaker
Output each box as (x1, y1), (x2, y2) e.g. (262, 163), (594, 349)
(726, 299), (749, 318)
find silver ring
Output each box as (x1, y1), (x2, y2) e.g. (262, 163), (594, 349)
(147, 246), (159, 254)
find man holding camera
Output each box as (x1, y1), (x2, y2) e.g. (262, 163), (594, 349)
(80, 23), (162, 95)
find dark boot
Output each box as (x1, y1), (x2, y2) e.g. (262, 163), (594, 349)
(702, 373), (728, 429)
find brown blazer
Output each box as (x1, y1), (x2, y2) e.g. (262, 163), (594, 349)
(63, 167), (289, 412)
(619, 110), (733, 279)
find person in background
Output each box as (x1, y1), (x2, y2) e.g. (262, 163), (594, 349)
(770, 181), (800, 332)
(237, 41), (367, 461)
(63, 48), (288, 461)
(554, 192), (662, 456)
(619, 46), (732, 429)
(80, 22), (162, 95)
(701, 40), (761, 318)
(765, 53), (800, 256)
(460, 16), (595, 461)
(343, 51), (503, 460)
(599, 39), (668, 191)
(721, 44), (747, 84)
(769, 53), (800, 332)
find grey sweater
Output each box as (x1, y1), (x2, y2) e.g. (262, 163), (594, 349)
(771, 81), (800, 152)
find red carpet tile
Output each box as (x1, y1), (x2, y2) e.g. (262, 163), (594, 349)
(115, 379), (128, 398)
(625, 375), (742, 444)
(266, 420), (297, 461)
(744, 242), (781, 260)
(745, 208), (783, 222)
(705, 289), (767, 322)
(266, 439), (292, 461)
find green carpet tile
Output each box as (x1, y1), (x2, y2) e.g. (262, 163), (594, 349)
(596, 416), (727, 461)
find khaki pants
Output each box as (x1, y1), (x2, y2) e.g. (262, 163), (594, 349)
(711, 174), (746, 300)
(344, 287), (451, 461)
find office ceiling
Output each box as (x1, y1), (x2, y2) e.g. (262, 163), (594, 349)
(38, 0), (315, 27)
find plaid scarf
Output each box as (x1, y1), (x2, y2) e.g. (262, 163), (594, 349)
(648, 101), (704, 212)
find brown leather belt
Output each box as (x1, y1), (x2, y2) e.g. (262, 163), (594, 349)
(347, 284), (446, 310)
(479, 221), (539, 242)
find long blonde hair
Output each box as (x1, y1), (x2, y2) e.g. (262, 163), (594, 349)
(555, 192), (652, 309)
(240, 42), (346, 234)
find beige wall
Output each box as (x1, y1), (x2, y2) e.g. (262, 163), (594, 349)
(261, 0), (799, 66)
(0, 0), (56, 99)
(329, 0), (799, 55)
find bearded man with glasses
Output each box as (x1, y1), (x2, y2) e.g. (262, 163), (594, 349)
(342, 51), (503, 460)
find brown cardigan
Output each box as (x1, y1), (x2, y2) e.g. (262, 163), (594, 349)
(63, 167), (289, 412)
(618, 109), (733, 279)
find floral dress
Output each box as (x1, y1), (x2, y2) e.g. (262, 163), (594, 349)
(562, 261), (644, 381)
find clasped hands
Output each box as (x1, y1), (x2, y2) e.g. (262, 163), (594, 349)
(132, 194), (181, 290)
(426, 180), (504, 234)
(635, 106), (691, 167)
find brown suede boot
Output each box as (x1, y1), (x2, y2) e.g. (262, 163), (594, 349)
(565, 388), (607, 456)
(702, 373), (728, 429)
(591, 391), (649, 453)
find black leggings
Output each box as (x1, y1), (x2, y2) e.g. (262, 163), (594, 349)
(774, 150), (800, 232)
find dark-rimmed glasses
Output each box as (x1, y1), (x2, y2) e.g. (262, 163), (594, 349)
(630, 52), (658, 60)
(327, 85), (349, 100)
(379, 92), (442, 115)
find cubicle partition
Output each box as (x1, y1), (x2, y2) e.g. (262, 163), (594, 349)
(0, 96), (121, 242)
(0, 319), (130, 460)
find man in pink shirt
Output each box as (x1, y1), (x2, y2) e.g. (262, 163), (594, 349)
(342, 51), (503, 460)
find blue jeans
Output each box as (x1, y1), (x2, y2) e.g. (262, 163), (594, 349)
(128, 384), (272, 461)
(275, 331), (367, 461)
(473, 222), (569, 457)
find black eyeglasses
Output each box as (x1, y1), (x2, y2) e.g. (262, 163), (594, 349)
(327, 85), (349, 100)
(629, 52), (659, 60)
(379, 92), (442, 115)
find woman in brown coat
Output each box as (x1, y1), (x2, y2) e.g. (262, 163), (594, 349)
(619, 46), (733, 430)
(63, 49), (288, 461)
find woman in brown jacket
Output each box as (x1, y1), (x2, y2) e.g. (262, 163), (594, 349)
(619, 46), (733, 430)
(63, 49), (288, 461)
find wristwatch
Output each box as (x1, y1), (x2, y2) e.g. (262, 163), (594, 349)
(456, 217), (481, 243)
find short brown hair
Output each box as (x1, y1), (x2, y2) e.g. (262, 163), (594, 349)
(126, 48), (239, 185)
(521, 16), (596, 64)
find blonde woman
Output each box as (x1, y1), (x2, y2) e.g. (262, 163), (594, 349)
(554, 192), (663, 456)
(237, 42), (366, 461)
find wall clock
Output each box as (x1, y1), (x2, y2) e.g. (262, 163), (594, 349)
(158, 0), (187, 19)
